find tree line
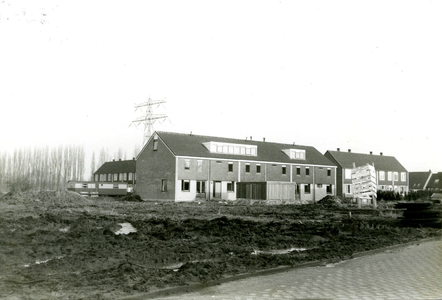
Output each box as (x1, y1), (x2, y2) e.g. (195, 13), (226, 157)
(0, 145), (87, 193)
(0, 145), (141, 193)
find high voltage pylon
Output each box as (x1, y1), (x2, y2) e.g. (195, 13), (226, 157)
(131, 97), (167, 145)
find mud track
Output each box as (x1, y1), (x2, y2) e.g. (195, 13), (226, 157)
(0, 191), (440, 300)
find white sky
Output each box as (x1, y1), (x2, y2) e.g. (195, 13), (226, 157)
(1, 0), (441, 173)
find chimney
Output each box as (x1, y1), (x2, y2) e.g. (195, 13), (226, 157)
(250, 136), (252, 141)
(119, 158), (121, 161)
(133, 157), (135, 160)
(337, 148), (340, 151)
(348, 149), (351, 153)
(190, 131), (193, 136)
(293, 142), (295, 146)
(370, 151), (373, 155)
(380, 152), (383, 156)
(113, 159), (115, 162)
(263, 137), (266, 142)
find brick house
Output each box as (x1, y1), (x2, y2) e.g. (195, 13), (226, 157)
(136, 131), (337, 202)
(409, 171), (433, 192)
(324, 149), (408, 198)
(93, 158), (136, 187)
(426, 172), (442, 192)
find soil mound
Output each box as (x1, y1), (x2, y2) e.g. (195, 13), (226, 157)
(0, 190), (85, 205)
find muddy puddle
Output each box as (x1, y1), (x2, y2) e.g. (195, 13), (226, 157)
(114, 222), (137, 235)
(251, 247), (308, 255)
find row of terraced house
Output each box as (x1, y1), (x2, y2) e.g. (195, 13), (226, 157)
(90, 131), (439, 202)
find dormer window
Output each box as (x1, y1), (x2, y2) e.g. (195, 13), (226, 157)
(202, 142), (258, 156)
(282, 149), (306, 160)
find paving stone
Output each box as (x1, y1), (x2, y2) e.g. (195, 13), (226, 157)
(155, 239), (442, 300)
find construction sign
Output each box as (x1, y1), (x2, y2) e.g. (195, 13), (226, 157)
(351, 164), (377, 202)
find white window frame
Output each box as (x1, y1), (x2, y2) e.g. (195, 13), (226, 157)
(379, 171), (385, 181)
(181, 180), (190, 192)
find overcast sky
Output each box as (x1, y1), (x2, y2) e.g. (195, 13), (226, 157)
(1, 0), (441, 173)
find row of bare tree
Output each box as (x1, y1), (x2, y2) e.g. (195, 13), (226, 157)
(0, 145), (87, 192)
(0, 145), (141, 193)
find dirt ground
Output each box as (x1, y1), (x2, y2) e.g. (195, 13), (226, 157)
(0, 191), (440, 300)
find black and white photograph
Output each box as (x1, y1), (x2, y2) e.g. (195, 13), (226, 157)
(0, 1), (441, 299)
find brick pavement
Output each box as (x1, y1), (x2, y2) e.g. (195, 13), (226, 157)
(153, 239), (442, 300)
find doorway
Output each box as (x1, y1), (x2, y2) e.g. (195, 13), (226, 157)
(213, 181), (221, 198)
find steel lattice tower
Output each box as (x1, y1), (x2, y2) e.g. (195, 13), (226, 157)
(132, 97), (167, 145)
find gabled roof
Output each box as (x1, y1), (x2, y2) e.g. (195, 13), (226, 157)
(155, 131), (336, 167)
(426, 172), (442, 190)
(94, 159), (136, 175)
(324, 150), (407, 172)
(409, 171), (432, 190)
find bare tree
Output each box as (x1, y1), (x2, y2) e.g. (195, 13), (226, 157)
(90, 151), (96, 181)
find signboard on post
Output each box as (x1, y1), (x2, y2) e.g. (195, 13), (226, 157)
(351, 164), (377, 207)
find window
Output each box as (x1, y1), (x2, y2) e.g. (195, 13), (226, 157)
(181, 180), (190, 191)
(284, 149), (306, 160)
(245, 164), (250, 173)
(153, 139), (158, 151)
(113, 173), (118, 181)
(379, 171), (385, 181)
(82, 183), (88, 189)
(227, 181), (235, 192)
(401, 172), (406, 182)
(197, 160), (203, 172)
(327, 168), (331, 176)
(256, 165), (261, 173)
(196, 181), (205, 193)
(123, 173), (127, 181)
(394, 172), (399, 181)
(304, 184), (311, 194)
(161, 179), (167, 192)
(345, 169), (352, 179)
(296, 166), (301, 175)
(108, 174), (112, 181)
(184, 159), (190, 170)
(228, 162), (233, 172)
(305, 168), (310, 176)
(128, 172), (133, 180)
(346, 184), (351, 193)
(388, 171), (392, 181)
(203, 142), (258, 156)
(326, 185), (332, 194)
(119, 173), (123, 181)
(282, 165), (287, 175)
(94, 174), (99, 181)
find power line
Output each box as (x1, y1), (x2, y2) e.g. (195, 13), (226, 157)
(131, 97), (167, 145)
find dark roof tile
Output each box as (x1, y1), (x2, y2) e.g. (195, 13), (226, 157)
(156, 131), (336, 166)
(324, 150), (407, 172)
(94, 159), (136, 175)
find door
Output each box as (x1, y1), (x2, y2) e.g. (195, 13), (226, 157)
(213, 181), (221, 198)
